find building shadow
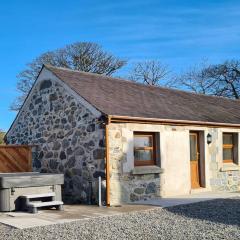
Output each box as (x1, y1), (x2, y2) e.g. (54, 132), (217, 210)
(165, 198), (240, 226)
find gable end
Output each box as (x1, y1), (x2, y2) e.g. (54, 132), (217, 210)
(6, 67), (102, 139)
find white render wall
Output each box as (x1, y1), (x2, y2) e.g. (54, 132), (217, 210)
(109, 122), (240, 204)
(160, 128), (191, 196)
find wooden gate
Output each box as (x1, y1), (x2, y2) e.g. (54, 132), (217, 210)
(0, 145), (32, 172)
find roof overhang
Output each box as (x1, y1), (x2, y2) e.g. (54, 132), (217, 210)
(108, 115), (240, 128)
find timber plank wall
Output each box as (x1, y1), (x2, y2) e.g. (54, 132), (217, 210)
(0, 145), (32, 172)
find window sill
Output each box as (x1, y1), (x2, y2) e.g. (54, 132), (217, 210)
(220, 163), (240, 172)
(131, 166), (164, 175)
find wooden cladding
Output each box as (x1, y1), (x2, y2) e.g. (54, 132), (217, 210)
(0, 145), (32, 172)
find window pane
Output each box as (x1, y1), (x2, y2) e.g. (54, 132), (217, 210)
(134, 149), (152, 161)
(190, 135), (197, 161)
(223, 134), (233, 144)
(223, 148), (233, 161)
(134, 136), (152, 148)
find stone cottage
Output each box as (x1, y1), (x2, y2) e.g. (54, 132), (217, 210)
(6, 65), (240, 205)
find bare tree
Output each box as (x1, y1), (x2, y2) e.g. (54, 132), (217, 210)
(12, 42), (127, 110)
(129, 60), (170, 86)
(203, 60), (240, 99)
(174, 59), (240, 99)
(171, 60), (213, 94)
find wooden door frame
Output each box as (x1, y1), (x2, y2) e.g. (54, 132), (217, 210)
(190, 131), (205, 189)
(190, 132), (200, 161)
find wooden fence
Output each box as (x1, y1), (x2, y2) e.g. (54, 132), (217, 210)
(0, 145), (32, 172)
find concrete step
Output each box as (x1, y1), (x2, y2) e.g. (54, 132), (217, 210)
(28, 200), (63, 208)
(27, 200), (64, 214)
(21, 192), (55, 199)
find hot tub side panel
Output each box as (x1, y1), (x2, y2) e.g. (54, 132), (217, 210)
(0, 189), (10, 211)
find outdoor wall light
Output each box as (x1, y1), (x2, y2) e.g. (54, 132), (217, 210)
(207, 133), (212, 144)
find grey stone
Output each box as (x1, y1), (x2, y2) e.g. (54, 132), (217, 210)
(87, 124), (95, 132)
(62, 139), (70, 149)
(33, 159), (41, 168)
(65, 169), (73, 178)
(39, 138), (46, 143)
(68, 114), (74, 123)
(65, 129), (73, 138)
(82, 170), (90, 179)
(58, 164), (64, 172)
(36, 133), (41, 138)
(52, 141), (61, 150)
(83, 113), (89, 119)
(145, 182), (156, 194)
(29, 103), (34, 110)
(45, 152), (53, 159)
(67, 147), (73, 155)
(130, 193), (139, 202)
(65, 156), (76, 168)
(134, 188), (145, 195)
(72, 168), (82, 176)
(49, 159), (59, 170)
(57, 131), (64, 139)
(71, 136), (78, 146)
(49, 93), (58, 101)
(99, 139), (105, 147)
(84, 140), (95, 150)
(35, 98), (42, 105)
(39, 80), (52, 90)
(32, 110), (38, 116)
(74, 130), (81, 137)
(60, 151), (67, 160)
(75, 146), (85, 156)
(47, 134), (56, 142)
(93, 149), (105, 159)
(72, 175), (82, 189)
(61, 118), (67, 124)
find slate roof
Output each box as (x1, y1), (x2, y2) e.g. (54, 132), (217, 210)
(45, 65), (240, 125)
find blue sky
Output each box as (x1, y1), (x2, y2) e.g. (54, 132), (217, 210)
(1, 0), (240, 131)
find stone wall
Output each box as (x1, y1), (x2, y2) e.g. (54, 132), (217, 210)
(108, 123), (240, 205)
(209, 129), (240, 191)
(108, 124), (161, 205)
(210, 170), (240, 191)
(6, 78), (105, 204)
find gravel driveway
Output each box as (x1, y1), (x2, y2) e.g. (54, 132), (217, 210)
(0, 198), (239, 240)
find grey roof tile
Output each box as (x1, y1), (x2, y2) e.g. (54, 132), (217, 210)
(45, 65), (240, 124)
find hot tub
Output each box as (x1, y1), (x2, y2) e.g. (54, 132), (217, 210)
(0, 172), (64, 211)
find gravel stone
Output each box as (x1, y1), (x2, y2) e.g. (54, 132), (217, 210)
(0, 198), (239, 240)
